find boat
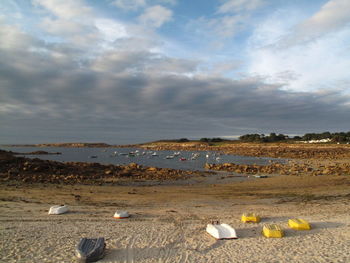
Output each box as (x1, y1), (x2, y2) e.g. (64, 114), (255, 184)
(75, 237), (105, 263)
(152, 152), (158, 156)
(48, 204), (69, 215)
(206, 222), (238, 239)
(241, 213), (261, 223)
(191, 153), (200, 160)
(165, 155), (175, 159)
(262, 224), (284, 238)
(288, 218), (311, 230)
(89, 155), (98, 159)
(173, 152), (180, 156)
(254, 175), (268, 178)
(113, 210), (130, 219)
(179, 157), (187, 161)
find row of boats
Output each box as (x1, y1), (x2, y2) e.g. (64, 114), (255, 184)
(90, 150), (223, 161)
(48, 207), (311, 262)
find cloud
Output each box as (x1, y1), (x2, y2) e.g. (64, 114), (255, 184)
(138, 5), (172, 28)
(94, 18), (128, 43)
(279, 0), (350, 47)
(188, 0), (266, 42)
(0, 20), (38, 50)
(1, 22), (349, 143)
(32, 0), (92, 20)
(1, 1), (350, 144)
(247, 5), (350, 93)
(112, 0), (146, 11)
(218, 0), (265, 13)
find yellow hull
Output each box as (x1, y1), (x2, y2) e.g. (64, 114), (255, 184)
(241, 213), (261, 223)
(263, 224), (284, 238)
(288, 218), (311, 230)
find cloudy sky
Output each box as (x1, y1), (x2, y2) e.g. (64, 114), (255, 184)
(0, 0), (349, 144)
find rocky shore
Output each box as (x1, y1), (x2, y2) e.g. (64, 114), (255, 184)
(205, 161), (350, 176)
(0, 150), (203, 185)
(139, 142), (350, 159)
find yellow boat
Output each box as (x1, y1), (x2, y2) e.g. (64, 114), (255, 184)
(241, 213), (261, 223)
(262, 224), (284, 238)
(288, 218), (311, 230)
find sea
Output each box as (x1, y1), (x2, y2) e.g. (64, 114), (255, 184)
(1, 146), (285, 171)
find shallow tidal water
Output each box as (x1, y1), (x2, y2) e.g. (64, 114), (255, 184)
(2, 146), (285, 171)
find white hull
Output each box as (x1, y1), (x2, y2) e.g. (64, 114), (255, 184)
(48, 205), (69, 215)
(206, 223), (238, 239)
(113, 210), (129, 219)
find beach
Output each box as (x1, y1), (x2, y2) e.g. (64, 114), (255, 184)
(1, 173), (350, 262)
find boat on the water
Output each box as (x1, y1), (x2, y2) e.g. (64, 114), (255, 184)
(206, 222), (238, 239)
(75, 237), (105, 263)
(48, 204), (69, 215)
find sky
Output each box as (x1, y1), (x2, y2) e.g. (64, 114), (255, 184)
(0, 0), (349, 144)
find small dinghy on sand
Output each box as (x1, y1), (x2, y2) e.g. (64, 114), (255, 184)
(263, 224), (284, 238)
(241, 213), (261, 223)
(288, 218), (311, 230)
(206, 221), (238, 239)
(113, 210), (129, 219)
(48, 205), (68, 215)
(76, 238), (105, 263)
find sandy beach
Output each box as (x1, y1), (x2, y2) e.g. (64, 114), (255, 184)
(1, 174), (350, 263)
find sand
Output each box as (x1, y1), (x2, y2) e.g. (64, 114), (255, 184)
(1, 177), (350, 263)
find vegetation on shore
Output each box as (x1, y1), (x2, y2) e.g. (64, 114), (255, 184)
(2, 131), (350, 148)
(149, 131), (350, 145)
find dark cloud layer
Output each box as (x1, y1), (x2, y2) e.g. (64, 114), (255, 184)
(0, 19), (349, 144)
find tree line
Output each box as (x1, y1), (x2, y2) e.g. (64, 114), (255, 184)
(239, 131), (350, 143)
(170, 131), (350, 143)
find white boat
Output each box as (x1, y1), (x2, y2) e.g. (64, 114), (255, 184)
(152, 152), (158, 156)
(254, 175), (268, 178)
(113, 210), (129, 219)
(165, 155), (175, 159)
(206, 223), (238, 239)
(48, 205), (69, 215)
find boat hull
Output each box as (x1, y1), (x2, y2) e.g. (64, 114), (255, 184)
(76, 238), (105, 263)
(206, 223), (238, 239)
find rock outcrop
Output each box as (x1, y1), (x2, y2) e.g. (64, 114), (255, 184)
(0, 150), (199, 184)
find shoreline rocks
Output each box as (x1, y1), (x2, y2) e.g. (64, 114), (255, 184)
(0, 150), (203, 185)
(205, 162), (350, 176)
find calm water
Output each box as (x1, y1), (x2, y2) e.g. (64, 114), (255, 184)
(2, 146), (285, 171)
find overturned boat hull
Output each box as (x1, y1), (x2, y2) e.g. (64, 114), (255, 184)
(76, 238), (105, 263)
(48, 205), (68, 215)
(206, 223), (238, 239)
